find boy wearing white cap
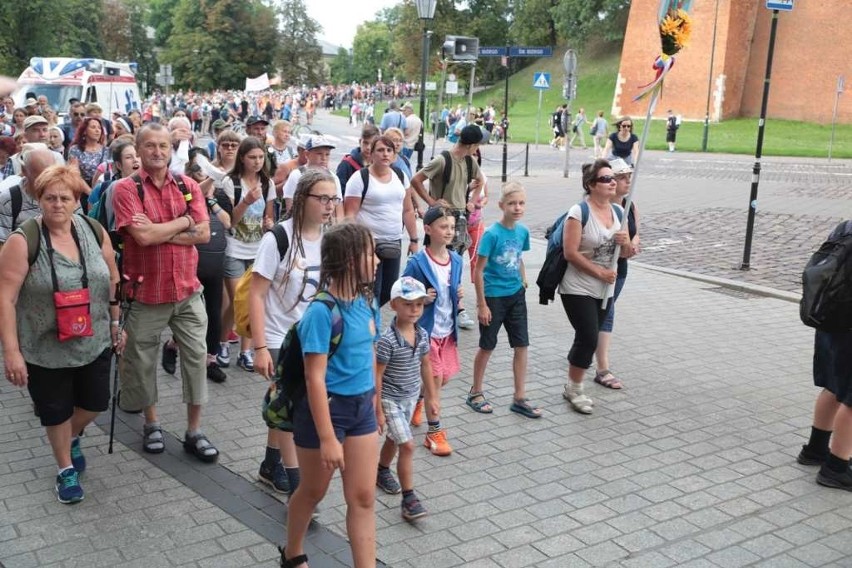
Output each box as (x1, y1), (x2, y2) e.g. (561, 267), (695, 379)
(375, 276), (438, 521)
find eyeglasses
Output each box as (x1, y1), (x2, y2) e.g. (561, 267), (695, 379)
(219, 142), (239, 149)
(594, 175), (616, 184)
(307, 194), (342, 206)
(73, 112), (86, 117)
(620, 124), (632, 129)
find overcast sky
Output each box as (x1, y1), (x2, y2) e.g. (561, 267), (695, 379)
(308, 0), (400, 48)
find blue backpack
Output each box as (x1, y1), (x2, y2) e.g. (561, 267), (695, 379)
(537, 201), (624, 305)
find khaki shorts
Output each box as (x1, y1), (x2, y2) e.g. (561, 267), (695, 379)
(120, 291), (209, 409)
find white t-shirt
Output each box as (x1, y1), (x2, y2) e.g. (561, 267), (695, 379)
(344, 169), (410, 241)
(426, 249), (453, 339)
(558, 202), (624, 299)
(282, 167), (343, 201)
(252, 219), (322, 349)
(222, 175), (276, 259)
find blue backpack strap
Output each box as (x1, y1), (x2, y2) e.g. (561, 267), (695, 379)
(313, 291), (344, 356)
(579, 200), (589, 227)
(611, 203), (624, 224)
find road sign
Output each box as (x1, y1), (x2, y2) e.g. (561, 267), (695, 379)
(425, 81), (437, 91)
(445, 81), (458, 95)
(479, 46), (508, 57)
(509, 46), (553, 57)
(766, 0), (793, 10)
(533, 72), (551, 90)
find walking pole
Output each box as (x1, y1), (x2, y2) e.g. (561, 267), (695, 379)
(108, 275), (142, 454)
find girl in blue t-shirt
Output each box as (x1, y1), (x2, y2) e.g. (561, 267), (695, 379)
(282, 222), (380, 568)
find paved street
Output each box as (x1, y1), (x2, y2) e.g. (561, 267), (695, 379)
(2, 111), (852, 567)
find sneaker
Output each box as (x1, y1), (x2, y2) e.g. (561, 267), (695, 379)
(216, 343), (230, 368)
(401, 494), (427, 521)
(161, 341), (178, 375)
(207, 363), (227, 383)
(70, 438), (86, 474)
(227, 330), (239, 344)
(424, 430), (453, 456)
(798, 444), (828, 466)
(410, 399), (424, 427)
(376, 467), (401, 494)
(55, 468), (84, 504)
(258, 460), (290, 494)
(457, 309), (475, 330)
(816, 464), (852, 491)
(237, 351), (254, 372)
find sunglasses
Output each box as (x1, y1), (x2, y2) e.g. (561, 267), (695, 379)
(594, 175), (616, 184)
(219, 142), (239, 149)
(307, 194), (341, 206)
(73, 112), (86, 117)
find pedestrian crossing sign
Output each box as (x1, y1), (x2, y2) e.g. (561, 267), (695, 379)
(533, 72), (551, 90)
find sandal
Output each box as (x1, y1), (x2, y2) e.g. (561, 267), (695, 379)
(466, 391), (493, 414)
(510, 398), (542, 419)
(594, 370), (623, 390)
(278, 546), (308, 568)
(183, 432), (219, 463)
(562, 386), (594, 415)
(142, 424), (165, 454)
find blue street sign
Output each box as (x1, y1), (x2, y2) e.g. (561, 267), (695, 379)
(479, 46), (508, 57)
(766, 0), (793, 10)
(509, 46), (553, 57)
(533, 72), (551, 90)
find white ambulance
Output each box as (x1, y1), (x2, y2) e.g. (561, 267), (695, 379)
(12, 57), (142, 117)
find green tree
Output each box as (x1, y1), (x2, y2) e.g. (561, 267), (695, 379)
(273, 0), (324, 86)
(329, 47), (353, 84)
(352, 21), (392, 84)
(551, 0), (631, 45)
(466, 0), (512, 84)
(147, 0), (180, 48)
(510, 0), (559, 47)
(164, 0), (278, 91)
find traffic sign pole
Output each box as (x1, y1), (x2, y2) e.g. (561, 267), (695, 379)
(536, 89), (543, 148)
(741, 9), (781, 270)
(829, 74), (844, 162)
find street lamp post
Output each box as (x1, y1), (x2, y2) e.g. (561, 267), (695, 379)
(415, 0), (437, 171)
(701, 0), (721, 152)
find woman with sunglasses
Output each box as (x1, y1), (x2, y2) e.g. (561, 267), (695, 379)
(213, 130), (240, 181)
(559, 159), (630, 415)
(603, 116), (639, 166)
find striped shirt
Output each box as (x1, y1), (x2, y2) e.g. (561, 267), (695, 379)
(113, 168), (209, 305)
(376, 319), (430, 402)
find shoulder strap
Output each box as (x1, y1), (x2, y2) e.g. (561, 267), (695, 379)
(579, 201), (590, 227)
(10, 184), (22, 230)
(21, 217), (40, 267)
(611, 203), (624, 223)
(261, 176), (270, 201)
(271, 223), (289, 261)
(314, 291), (345, 357)
(172, 175), (193, 215)
(79, 215), (104, 248)
(441, 151), (452, 186)
(464, 155), (473, 186)
(359, 168), (370, 204)
(343, 154), (362, 171)
(391, 165), (405, 186)
(132, 173), (144, 204)
(232, 176), (242, 206)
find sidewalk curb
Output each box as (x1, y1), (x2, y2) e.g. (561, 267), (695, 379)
(631, 261), (802, 303)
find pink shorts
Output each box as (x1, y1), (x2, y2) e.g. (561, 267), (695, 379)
(429, 335), (460, 384)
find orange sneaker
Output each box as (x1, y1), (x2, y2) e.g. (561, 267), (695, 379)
(424, 430), (452, 456)
(410, 399), (424, 427)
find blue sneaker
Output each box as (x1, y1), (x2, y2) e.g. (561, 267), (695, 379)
(70, 437), (86, 474)
(237, 351), (254, 372)
(55, 468), (84, 504)
(258, 460), (290, 494)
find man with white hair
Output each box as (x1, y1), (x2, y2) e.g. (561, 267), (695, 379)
(401, 102), (422, 161)
(380, 100), (407, 134)
(0, 146), (74, 247)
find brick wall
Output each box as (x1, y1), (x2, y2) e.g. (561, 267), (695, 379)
(613, 0), (849, 124)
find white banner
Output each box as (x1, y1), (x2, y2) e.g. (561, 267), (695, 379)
(245, 73), (270, 92)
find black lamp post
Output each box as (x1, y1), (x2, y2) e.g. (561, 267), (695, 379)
(415, 0), (437, 171)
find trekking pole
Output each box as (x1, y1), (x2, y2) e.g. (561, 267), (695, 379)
(108, 275), (143, 454)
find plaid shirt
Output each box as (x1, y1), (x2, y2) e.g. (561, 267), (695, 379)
(113, 168), (209, 305)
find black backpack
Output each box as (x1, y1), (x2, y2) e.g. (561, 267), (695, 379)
(232, 175), (271, 207)
(800, 221), (852, 332)
(358, 166), (405, 204)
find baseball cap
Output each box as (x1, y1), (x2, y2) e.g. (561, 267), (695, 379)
(608, 158), (633, 175)
(305, 135), (335, 151)
(296, 134), (311, 150)
(422, 205), (448, 226)
(459, 124), (484, 145)
(402, 102), (414, 111)
(23, 115), (48, 130)
(212, 118), (227, 131)
(390, 276), (428, 301)
(25, 97), (38, 107)
(246, 116), (269, 127)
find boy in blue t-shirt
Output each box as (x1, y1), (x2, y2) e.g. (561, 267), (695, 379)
(469, 181), (543, 419)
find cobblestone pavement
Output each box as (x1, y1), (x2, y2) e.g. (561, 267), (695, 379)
(3, 113), (852, 567)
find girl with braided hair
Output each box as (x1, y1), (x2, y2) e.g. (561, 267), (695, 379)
(250, 168), (339, 495)
(282, 221), (380, 568)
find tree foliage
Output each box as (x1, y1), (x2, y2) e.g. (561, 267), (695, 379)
(329, 48), (353, 85)
(273, 0), (325, 86)
(551, 0), (631, 44)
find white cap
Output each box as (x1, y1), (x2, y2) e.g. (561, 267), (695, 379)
(390, 276), (428, 301)
(608, 158), (633, 175)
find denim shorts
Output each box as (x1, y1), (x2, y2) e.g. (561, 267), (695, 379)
(479, 287), (529, 351)
(223, 255), (252, 279)
(293, 389), (377, 449)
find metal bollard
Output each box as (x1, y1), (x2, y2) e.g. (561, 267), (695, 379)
(524, 143), (529, 177)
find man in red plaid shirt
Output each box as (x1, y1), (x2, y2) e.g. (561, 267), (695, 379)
(113, 123), (219, 462)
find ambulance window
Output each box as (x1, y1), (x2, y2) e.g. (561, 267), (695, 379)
(85, 87), (97, 103)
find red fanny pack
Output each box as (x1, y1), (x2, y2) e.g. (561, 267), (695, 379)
(43, 221), (95, 342)
(54, 288), (93, 342)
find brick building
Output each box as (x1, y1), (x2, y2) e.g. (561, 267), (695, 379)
(612, 0), (848, 124)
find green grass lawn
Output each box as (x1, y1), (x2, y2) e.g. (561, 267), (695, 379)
(338, 46), (851, 159)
